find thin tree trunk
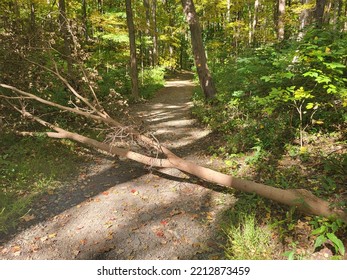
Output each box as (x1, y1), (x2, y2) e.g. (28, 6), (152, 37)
(152, 0), (158, 66)
(278, 0), (286, 40)
(250, 0), (259, 45)
(58, 0), (73, 75)
(125, 0), (139, 99)
(181, 0), (217, 99)
(314, 0), (327, 28)
(298, 0), (312, 39)
(226, 0), (231, 22)
(30, 1), (36, 33)
(82, 0), (89, 41)
(97, 0), (103, 13)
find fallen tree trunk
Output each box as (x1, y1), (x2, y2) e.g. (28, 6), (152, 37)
(1, 82), (346, 224)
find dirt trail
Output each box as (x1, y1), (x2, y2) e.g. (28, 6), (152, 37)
(0, 73), (236, 260)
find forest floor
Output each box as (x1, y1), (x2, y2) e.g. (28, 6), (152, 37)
(0, 72), (237, 260)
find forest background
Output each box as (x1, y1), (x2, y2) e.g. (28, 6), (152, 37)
(0, 0), (346, 259)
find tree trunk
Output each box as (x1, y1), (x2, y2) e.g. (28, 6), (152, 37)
(97, 0), (103, 13)
(142, 0), (152, 66)
(1, 81), (347, 224)
(181, 0), (217, 99)
(277, 0), (286, 40)
(314, 0), (327, 28)
(250, 0), (259, 45)
(226, 0), (231, 22)
(125, 0), (139, 99)
(298, 0), (312, 39)
(58, 0), (73, 75)
(30, 1), (36, 33)
(82, 0), (89, 41)
(152, 0), (158, 66)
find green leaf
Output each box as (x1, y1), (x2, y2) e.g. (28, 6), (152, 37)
(303, 71), (319, 78)
(326, 233), (345, 255)
(260, 75), (272, 82)
(316, 75), (331, 84)
(311, 225), (327, 235)
(294, 87), (313, 100)
(283, 251), (295, 260)
(282, 72), (295, 79)
(325, 84), (337, 94)
(306, 103), (314, 110)
(314, 235), (327, 249)
(323, 62), (346, 70)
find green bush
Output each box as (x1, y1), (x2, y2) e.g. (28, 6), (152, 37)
(193, 28), (347, 155)
(139, 66), (166, 99)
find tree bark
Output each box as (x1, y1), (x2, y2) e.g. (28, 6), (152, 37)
(152, 0), (158, 66)
(1, 81), (347, 224)
(277, 0), (286, 40)
(58, 0), (73, 75)
(125, 0), (139, 99)
(250, 0), (259, 45)
(298, 0), (312, 39)
(181, 0), (217, 99)
(142, 0), (152, 66)
(82, 0), (89, 41)
(314, 0), (327, 28)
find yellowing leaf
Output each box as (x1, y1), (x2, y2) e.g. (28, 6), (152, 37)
(206, 212), (214, 220)
(12, 246), (21, 252)
(48, 233), (57, 239)
(299, 147), (308, 154)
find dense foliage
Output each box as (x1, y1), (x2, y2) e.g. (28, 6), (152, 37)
(194, 29), (347, 153)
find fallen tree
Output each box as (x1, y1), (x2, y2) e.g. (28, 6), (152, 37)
(1, 70), (346, 224)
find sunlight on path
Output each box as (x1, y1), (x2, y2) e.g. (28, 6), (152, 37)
(0, 75), (235, 260)
(134, 78), (210, 149)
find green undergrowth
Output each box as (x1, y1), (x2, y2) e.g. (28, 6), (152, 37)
(223, 211), (277, 260)
(0, 132), (87, 234)
(194, 28), (347, 259)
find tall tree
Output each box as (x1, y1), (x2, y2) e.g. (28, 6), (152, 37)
(298, 0), (312, 39)
(82, 0), (88, 41)
(152, 0), (158, 66)
(277, 0), (286, 40)
(314, 0), (327, 28)
(249, 0), (259, 45)
(181, 0), (216, 99)
(58, 0), (73, 75)
(125, 0), (139, 99)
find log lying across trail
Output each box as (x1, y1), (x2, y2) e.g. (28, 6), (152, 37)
(1, 81), (346, 224)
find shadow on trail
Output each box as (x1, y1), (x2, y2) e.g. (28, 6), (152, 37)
(0, 73), (235, 259)
(0, 159), (147, 244)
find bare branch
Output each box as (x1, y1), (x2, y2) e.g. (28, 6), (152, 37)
(0, 83), (177, 157)
(0, 83), (116, 125)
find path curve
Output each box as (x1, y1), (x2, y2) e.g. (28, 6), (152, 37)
(0, 73), (236, 260)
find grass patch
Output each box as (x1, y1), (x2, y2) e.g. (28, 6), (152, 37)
(0, 132), (87, 234)
(224, 212), (276, 260)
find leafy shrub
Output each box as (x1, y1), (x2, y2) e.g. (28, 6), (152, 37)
(139, 66), (166, 99)
(193, 28), (347, 155)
